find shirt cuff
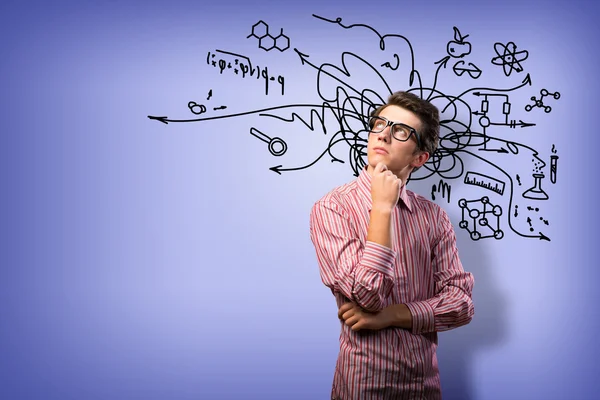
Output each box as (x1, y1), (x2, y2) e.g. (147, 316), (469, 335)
(361, 241), (396, 276)
(405, 300), (436, 334)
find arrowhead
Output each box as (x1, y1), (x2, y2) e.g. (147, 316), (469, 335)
(269, 165), (283, 175)
(148, 115), (169, 124)
(518, 120), (536, 128)
(538, 232), (550, 241)
(293, 48), (309, 65)
(473, 92), (481, 96)
(435, 56), (451, 67)
(499, 148), (508, 153)
(522, 73), (532, 86)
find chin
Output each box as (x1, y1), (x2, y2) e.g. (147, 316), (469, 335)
(367, 153), (388, 165)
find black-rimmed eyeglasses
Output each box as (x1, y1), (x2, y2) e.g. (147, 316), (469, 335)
(368, 116), (422, 148)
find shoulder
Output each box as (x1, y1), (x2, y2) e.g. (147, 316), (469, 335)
(311, 179), (360, 215)
(405, 189), (450, 222)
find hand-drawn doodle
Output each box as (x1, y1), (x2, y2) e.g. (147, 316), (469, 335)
(147, 13), (561, 242)
(188, 101), (206, 115)
(206, 49), (285, 95)
(445, 27), (482, 79)
(471, 91), (535, 151)
(458, 197), (503, 240)
(525, 89), (560, 113)
(431, 180), (451, 203)
(207, 89), (213, 100)
(453, 61), (482, 79)
(491, 41), (529, 76)
(249, 127), (288, 156)
(464, 171), (505, 195)
(447, 27), (471, 58)
(522, 173), (549, 200)
(248, 21), (291, 52)
(550, 144), (558, 184)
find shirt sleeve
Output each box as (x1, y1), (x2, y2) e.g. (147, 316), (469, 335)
(405, 206), (475, 334)
(309, 199), (397, 312)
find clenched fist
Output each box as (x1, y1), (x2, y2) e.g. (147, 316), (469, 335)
(370, 162), (401, 211)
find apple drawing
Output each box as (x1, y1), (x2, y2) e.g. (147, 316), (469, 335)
(446, 27), (472, 58)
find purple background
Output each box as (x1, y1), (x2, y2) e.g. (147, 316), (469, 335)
(1, 0), (598, 399)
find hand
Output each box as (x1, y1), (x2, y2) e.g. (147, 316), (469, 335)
(370, 162), (401, 211)
(338, 302), (392, 332)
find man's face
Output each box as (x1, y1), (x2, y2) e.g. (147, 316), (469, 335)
(366, 105), (428, 178)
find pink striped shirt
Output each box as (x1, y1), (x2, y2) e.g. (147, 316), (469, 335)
(310, 167), (474, 400)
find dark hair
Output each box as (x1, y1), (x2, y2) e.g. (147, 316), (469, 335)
(371, 91), (440, 159)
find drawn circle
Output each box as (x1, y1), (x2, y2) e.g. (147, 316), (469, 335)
(458, 198), (467, 208)
(188, 102), (207, 115)
(507, 142), (519, 154)
(469, 209), (480, 219)
(482, 196), (489, 204)
(492, 205), (502, 216)
(541, 89), (549, 96)
(544, 106), (552, 113)
(470, 231), (481, 241)
(494, 230), (504, 240)
(459, 221), (468, 229)
(525, 105), (533, 111)
(553, 92), (561, 100)
(268, 137), (288, 157)
(479, 116), (491, 128)
(479, 218), (488, 226)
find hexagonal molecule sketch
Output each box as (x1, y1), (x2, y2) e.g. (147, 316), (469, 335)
(247, 20), (290, 52)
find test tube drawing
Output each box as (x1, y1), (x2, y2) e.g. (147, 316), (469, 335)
(249, 127), (288, 156)
(550, 155), (558, 184)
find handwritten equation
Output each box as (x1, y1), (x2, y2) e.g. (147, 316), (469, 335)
(206, 49), (285, 96)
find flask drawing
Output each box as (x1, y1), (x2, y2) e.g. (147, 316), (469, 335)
(522, 173), (549, 200)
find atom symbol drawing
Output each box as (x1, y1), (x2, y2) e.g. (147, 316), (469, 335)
(491, 41), (529, 76)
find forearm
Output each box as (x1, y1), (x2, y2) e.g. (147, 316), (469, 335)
(384, 303), (413, 330)
(311, 202), (397, 312)
(405, 279), (474, 334)
(366, 207), (393, 250)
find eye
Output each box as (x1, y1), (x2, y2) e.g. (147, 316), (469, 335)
(393, 125), (410, 139)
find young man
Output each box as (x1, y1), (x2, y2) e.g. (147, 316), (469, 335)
(310, 91), (474, 400)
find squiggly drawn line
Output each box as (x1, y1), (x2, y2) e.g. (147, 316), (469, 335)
(294, 48), (392, 103)
(259, 102), (337, 134)
(428, 57), (451, 101)
(381, 54), (400, 70)
(147, 104), (354, 124)
(312, 14), (421, 88)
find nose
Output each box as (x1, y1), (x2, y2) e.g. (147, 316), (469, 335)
(372, 126), (391, 142)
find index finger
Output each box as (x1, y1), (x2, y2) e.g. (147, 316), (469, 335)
(375, 162), (388, 173)
(338, 302), (355, 319)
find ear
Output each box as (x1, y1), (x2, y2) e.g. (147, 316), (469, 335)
(411, 151), (430, 168)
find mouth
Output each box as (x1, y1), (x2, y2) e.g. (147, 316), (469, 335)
(372, 147), (388, 155)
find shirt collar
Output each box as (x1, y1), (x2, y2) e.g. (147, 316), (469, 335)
(357, 166), (413, 212)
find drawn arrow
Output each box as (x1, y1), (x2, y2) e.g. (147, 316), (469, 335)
(293, 48), (392, 101)
(517, 120), (536, 128)
(427, 56), (451, 101)
(443, 73), (532, 113)
(147, 103), (351, 125)
(269, 136), (349, 175)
